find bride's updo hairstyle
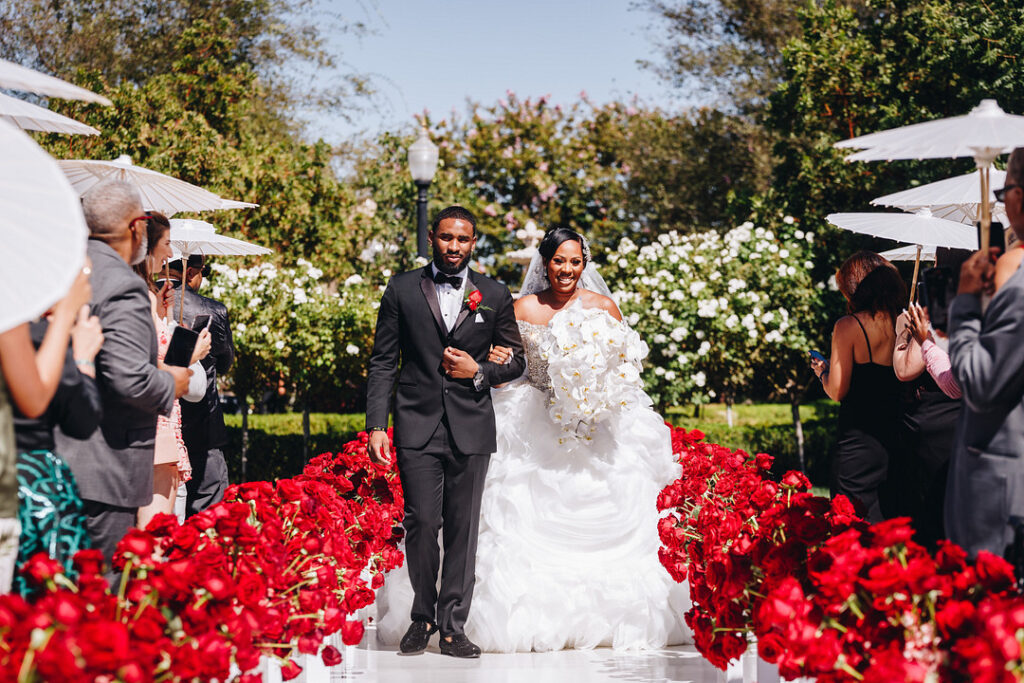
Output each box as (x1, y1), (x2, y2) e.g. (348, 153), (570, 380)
(538, 227), (590, 265)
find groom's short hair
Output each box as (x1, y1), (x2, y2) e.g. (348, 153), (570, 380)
(432, 205), (477, 235)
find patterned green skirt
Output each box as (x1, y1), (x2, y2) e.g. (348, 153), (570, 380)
(14, 450), (91, 595)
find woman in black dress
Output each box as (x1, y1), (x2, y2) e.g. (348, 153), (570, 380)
(810, 251), (905, 522)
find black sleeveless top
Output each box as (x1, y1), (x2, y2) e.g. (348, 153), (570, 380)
(838, 316), (901, 432)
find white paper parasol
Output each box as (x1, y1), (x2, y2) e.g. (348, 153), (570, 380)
(871, 169), (1009, 226)
(219, 199), (260, 210)
(835, 100), (1024, 251)
(169, 219), (272, 258)
(0, 58), (113, 105)
(0, 118), (88, 332)
(880, 244), (938, 262)
(168, 219), (272, 323)
(827, 210), (979, 250)
(0, 92), (99, 135)
(59, 155), (225, 215)
(828, 209), (978, 301)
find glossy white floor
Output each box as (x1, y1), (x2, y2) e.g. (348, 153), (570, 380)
(272, 625), (727, 683)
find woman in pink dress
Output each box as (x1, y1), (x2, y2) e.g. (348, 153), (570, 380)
(133, 213), (210, 529)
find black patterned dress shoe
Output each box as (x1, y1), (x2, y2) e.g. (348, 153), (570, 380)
(439, 633), (482, 658)
(399, 621), (436, 654)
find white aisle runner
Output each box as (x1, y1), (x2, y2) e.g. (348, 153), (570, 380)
(268, 625), (727, 683)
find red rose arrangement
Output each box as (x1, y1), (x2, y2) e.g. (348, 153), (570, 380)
(0, 429), (405, 682)
(658, 426), (1024, 682)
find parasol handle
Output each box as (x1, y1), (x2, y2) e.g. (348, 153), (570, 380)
(179, 251), (189, 326)
(979, 162), (992, 253)
(908, 244), (922, 304)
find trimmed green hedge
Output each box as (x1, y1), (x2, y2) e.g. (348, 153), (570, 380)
(223, 407), (838, 486)
(223, 413), (365, 484)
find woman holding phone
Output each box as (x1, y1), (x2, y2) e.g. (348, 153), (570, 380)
(132, 212), (210, 528)
(810, 251), (905, 522)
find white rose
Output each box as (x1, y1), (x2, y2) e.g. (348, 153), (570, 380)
(346, 343), (360, 355)
(694, 371), (706, 387)
(275, 340), (285, 350)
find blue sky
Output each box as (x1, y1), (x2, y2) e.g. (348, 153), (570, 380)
(307, 0), (677, 140)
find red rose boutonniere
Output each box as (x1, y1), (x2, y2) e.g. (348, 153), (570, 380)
(464, 289), (492, 312)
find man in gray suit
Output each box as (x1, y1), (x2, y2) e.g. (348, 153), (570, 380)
(947, 146), (1024, 559)
(57, 180), (191, 567)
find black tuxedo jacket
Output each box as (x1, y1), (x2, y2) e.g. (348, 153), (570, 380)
(365, 266), (525, 454)
(166, 281), (235, 450)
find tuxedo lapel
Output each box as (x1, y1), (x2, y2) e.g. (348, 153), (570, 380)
(419, 268), (446, 338)
(451, 273), (479, 334)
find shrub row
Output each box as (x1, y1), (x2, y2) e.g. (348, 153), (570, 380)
(224, 410), (836, 486)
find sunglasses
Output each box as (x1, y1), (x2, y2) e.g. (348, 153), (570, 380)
(994, 185), (1021, 202)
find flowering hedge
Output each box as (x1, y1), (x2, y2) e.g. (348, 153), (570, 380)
(602, 221), (828, 409)
(208, 260), (380, 408)
(0, 431), (403, 682)
(659, 427), (1024, 682)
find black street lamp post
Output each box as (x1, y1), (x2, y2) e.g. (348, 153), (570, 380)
(407, 128), (440, 259)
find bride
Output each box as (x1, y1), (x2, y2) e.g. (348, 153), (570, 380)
(377, 227), (690, 652)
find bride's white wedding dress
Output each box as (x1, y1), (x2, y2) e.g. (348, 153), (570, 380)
(377, 299), (691, 652)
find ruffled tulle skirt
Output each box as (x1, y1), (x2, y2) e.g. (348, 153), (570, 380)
(376, 380), (692, 652)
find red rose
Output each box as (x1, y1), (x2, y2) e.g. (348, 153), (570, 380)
(22, 553), (62, 585)
(341, 619), (365, 646)
(467, 289), (483, 311)
(280, 660), (303, 681)
(321, 645), (343, 666)
(975, 550), (1016, 591)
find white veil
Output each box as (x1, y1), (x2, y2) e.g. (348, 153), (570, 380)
(518, 235), (614, 299)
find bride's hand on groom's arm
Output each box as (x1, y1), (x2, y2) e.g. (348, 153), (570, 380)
(487, 345), (512, 365)
(442, 346), (479, 379)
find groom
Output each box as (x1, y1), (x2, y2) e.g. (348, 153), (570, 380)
(365, 205), (525, 657)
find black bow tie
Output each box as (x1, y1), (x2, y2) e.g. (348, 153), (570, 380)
(433, 271), (463, 288)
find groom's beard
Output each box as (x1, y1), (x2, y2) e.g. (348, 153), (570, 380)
(433, 250), (471, 275)
(129, 233), (148, 266)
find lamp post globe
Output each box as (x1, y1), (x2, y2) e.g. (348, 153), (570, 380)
(408, 128), (439, 259)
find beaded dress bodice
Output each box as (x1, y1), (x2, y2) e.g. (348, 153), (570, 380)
(518, 320), (552, 392)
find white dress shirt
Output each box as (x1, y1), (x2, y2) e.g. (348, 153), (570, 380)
(432, 264), (468, 332)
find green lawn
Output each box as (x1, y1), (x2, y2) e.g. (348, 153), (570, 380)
(665, 400), (838, 427)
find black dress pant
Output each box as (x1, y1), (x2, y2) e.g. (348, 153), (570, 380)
(396, 417), (489, 637)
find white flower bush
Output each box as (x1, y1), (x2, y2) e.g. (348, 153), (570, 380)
(208, 260), (380, 408)
(602, 220), (827, 409)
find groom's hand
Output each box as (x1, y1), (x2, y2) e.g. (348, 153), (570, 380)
(442, 347), (479, 379)
(368, 430), (391, 466)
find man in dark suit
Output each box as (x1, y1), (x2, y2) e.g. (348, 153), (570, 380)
(164, 256), (234, 516)
(365, 206), (525, 658)
(57, 180), (191, 568)
(947, 146), (1024, 559)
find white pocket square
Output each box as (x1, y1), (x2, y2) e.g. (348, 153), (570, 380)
(474, 312), (484, 323)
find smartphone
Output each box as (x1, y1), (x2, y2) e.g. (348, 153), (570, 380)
(164, 326), (199, 367)
(978, 220), (1006, 255)
(808, 350), (827, 362)
(919, 267), (952, 332)
(192, 314), (211, 331)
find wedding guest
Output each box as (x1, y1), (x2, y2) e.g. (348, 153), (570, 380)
(56, 180), (191, 570)
(0, 266), (94, 590)
(892, 299), (961, 549)
(163, 256), (234, 515)
(993, 230), (1023, 291)
(946, 147), (1024, 559)
(132, 213), (209, 529)
(13, 294), (104, 593)
(810, 251), (905, 523)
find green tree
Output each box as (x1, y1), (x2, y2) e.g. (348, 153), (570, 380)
(0, 0), (371, 119)
(767, 0), (1024, 270)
